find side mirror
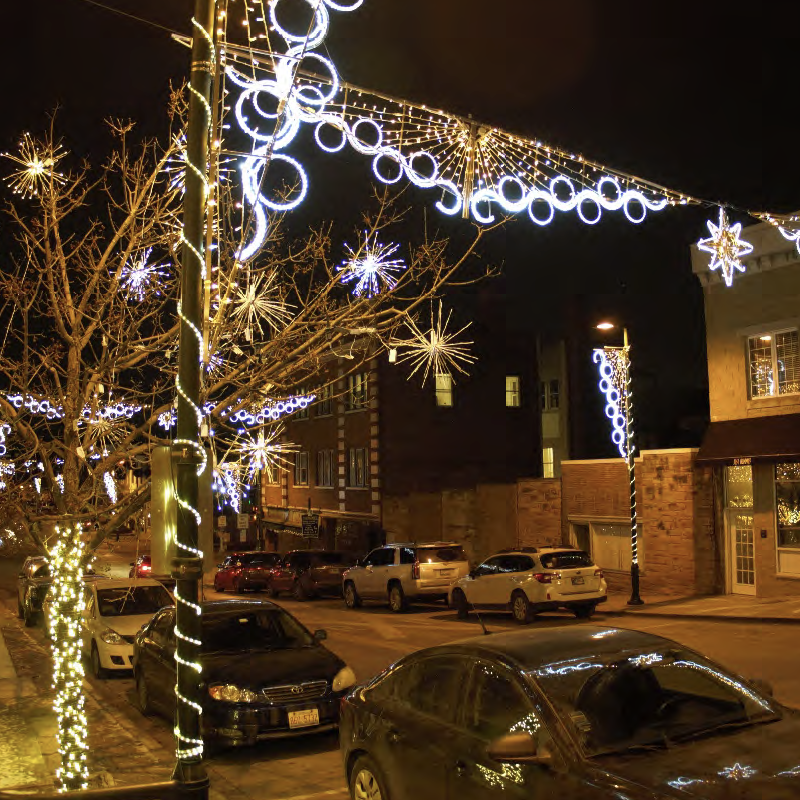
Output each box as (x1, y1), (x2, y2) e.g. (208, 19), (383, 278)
(469, 569), (480, 579)
(486, 732), (553, 767)
(313, 629), (327, 641)
(750, 677), (774, 698)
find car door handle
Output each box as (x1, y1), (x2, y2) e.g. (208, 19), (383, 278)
(455, 760), (468, 777)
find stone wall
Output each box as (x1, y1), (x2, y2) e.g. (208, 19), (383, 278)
(517, 479), (562, 548)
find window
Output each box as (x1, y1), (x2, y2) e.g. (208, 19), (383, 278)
(348, 447), (368, 487)
(495, 555), (535, 573)
(506, 376), (521, 407)
(542, 447), (555, 478)
(539, 550), (593, 570)
(346, 372), (369, 411)
(264, 466), (279, 485)
(363, 547), (395, 567)
(316, 449), (334, 488)
(294, 388), (309, 420)
(401, 656), (468, 724)
(748, 330), (800, 398)
(540, 379), (560, 411)
(590, 523), (643, 572)
(776, 462), (800, 549)
(435, 372), (453, 407)
(316, 384), (333, 417)
(294, 451), (309, 486)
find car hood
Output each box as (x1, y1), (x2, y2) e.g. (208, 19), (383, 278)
(99, 614), (157, 636)
(203, 645), (344, 689)
(593, 711), (800, 799)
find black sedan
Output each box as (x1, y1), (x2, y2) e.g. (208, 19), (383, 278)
(339, 626), (798, 800)
(133, 599), (356, 748)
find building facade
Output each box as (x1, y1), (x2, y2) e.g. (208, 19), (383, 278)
(693, 219), (800, 597)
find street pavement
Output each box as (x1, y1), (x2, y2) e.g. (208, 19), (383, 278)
(1, 542), (799, 800)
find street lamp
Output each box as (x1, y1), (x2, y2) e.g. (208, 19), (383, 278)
(592, 322), (644, 606)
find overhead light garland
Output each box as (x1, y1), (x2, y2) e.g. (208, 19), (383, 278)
(2, 132), (67, 199)
(697, 208), (754, 287)
(338, 233), (406, 298)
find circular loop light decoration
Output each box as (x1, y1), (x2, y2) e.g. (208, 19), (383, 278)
(593, 349), (630, 459)
(577, 194), (602, 225)
(268, 0), (330, 49)
(372, 150), (404, 184)
(528, 194), (555, 226)
(405, 151), (439, 188)
(322, 0), (364, 10)
(349, 118), (384, 155)
(434, 180), (463, 216)
(290, 52), (340, 106)
(315, 119), (348, 153)
(497, 176), (529, 213)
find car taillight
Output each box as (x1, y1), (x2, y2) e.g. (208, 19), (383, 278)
(411, 561), (420, 580)
(141, 563), (151, 572)
(533, 572), (555, 584)
(594, 568), (604, 579)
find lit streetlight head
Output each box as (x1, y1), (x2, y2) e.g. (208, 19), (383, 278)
(596, 321), (615, 331)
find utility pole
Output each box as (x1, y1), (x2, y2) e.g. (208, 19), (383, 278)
(173, 0), (215, 790)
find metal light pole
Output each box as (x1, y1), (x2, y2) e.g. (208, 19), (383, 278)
(594, 323), (644, 606)
(173, 0), (216, 787)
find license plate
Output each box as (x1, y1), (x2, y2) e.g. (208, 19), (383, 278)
(288, 708), (319, 729)
(438, 569), (454, 576)
(571, 576), (585, 585)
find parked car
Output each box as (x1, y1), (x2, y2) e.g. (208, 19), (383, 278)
(449, 546), (607, 624)
(268, 550), (359, 600)
(41, 574), (110, 637)
(339, 624), (794, 800)
(17, 555), (95, 628)
(213, 551), (283, 593)
(81, 578), (173, 678)
(129, 554), (152, 578)
(133, 599), (357, 748)
(343, 542), (470, 613)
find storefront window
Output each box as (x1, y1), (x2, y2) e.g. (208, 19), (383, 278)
(725, 465), (753, 508)
(776, 462), (800, 549)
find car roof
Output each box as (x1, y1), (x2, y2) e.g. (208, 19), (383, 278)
(416, 626), (673, 671)
(387, 541), (461, 548)
(91, 578), (167, 590)
(201, 599), (280, 615)
(492, 547), (584, 557)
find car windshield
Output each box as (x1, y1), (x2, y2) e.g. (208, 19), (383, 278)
(31, 563), (51, 579)
(539, 551), (594, 569)
(201, 608), (314, 653)
(417, 545), (466, 563)
(96, 586), (172, 617)
(246, 555), (280, 566)
(312, 552), (354, 565)
(531, 647), (780, 756)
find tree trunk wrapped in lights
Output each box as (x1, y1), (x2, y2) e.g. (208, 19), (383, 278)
(48, 525), (89, 791)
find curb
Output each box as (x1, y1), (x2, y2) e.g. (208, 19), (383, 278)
(601, 608), (800, 625)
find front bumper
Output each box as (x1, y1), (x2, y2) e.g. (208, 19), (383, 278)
(98, 641), (135, 670)
(203, 696), (343, 746)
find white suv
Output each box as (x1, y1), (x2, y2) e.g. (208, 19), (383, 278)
(343, 542), (470, 613)
(448, 546), (607, 624)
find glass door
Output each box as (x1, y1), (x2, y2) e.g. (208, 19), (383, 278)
(725, 465), (756, 595)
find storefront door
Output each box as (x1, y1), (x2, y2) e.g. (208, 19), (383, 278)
(726, 510), (756, 595)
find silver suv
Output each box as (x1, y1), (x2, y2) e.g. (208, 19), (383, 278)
(342, 542), (470, 613)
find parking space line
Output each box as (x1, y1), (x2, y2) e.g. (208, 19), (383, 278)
(266, 790), (347, 800)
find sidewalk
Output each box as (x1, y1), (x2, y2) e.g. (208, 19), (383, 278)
(600, 591), (800, 624)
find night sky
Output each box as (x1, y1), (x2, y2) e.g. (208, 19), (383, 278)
(4, 1), (800, 453)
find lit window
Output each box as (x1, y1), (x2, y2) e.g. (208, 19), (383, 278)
(348, 448), (368, 487)
(294, 451), (309, 486)
(435, 373), (453, 407)
(316, 449), (334, 487)
(316, 384), (333, 416)
(506, 376), (521, 407)
(748, 330), (799, 398)
(346, 372), (369, 410)
(542, 447), (554, 478)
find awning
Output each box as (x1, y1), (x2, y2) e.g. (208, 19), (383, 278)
(696, 414), (800, 464)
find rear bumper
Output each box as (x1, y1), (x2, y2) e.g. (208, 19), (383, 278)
(530, 595), (607, 613)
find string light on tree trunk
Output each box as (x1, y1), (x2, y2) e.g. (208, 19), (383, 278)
(697, 208), (754, 287)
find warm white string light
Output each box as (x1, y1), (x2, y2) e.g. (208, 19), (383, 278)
(2, 132), (67, 198)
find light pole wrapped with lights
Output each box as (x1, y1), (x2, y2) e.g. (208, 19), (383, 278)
(593, 323), (643, 605)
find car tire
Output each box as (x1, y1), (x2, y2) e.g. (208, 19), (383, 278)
(511, 591), (532, 625)
(350, 754), (391, 800)
(213, 576), (225, 593)
(233, 577), (244, 594)
(135, 671), (153, 716)
(292, 580), (308, 601)
(23, 605), (36, 628)
(17, 598), (24, 620)
(388, 582), (407, 613)
(91, 642), (107, 679)
(344, 581), (361, 609)
(451, 589), (470, 620)
(572, 603), (596, 619)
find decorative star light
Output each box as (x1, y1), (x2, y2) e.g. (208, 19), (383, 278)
(158, 410), (177, 431)
(230, 270), (295, 339)
(718, 763), (757, 781)
(2, 132), (67, 198)
(393, 301), (476, 386)
(237, 425), (298, 482)
(164, 133), (232, 195)
(120, 248), (169, 302)
(338, 234), (406, 298)
(697, 208), (754, 287)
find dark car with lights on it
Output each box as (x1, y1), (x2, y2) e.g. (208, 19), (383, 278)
(339, 625), (799, 800)
(133, 599), (356, 748)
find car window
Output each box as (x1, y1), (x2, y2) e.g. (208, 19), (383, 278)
(498, 555), (535, 573)
(292, 554), (311, 570)
(466, 660), (540, 742)
(149, 609), (175, 647)
(202, 608), (314, 652)
(97, 585), (172, 617)
(365, 548), (394, 567)
(475, 556), (503, 576)
(539, 550), (594, 569)
(416, 545), (466, 563)
(401, 655), (469, 725)
(31, 563), (51, 579)
(399, 547), (416, 565)
(248, 554), (280, 567)
(311, 552), (353, 566)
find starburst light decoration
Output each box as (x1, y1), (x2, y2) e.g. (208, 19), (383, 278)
(697, 208), (754, 287)
(119, 248), (170, 302)
(393, 301), (476, 386)
(238, 425), (298, 482)
(230, 270), (294, 338)
(3, 132), (67, 198)
(338, 234), (406, 298)
(78, 401), (142, 455)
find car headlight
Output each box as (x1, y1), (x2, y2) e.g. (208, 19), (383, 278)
(100, 628), (125, 645)
(332, 665), (356, 693)
(208, 684), (260, 703)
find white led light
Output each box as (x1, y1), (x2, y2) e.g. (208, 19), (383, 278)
(315, 118), (348, 153)
(697, 208), (753, 287)
(338, 234), (406, 298)
(269, 0), (329, 49)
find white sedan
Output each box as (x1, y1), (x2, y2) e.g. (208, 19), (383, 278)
(80, 578), (173, 678)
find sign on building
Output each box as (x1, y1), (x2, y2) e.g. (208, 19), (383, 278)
(237, 513), (249, 530)
(301, 514), (320, 539)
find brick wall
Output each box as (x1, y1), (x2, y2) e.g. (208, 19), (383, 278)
(517, 479), (562, 548)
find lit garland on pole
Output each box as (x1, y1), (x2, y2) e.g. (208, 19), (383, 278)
(49, 525), (89, 791)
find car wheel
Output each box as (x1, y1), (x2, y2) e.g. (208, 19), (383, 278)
(292, 580), (308, 601)
(91, 642), (107, 679)
(344, 581), (361, 609)
(264, 580), (279, 598)
(451, 589), (470, 620)
(23, 605), (36, 628)
(136, 671), (153, 716)
(350, 754), (390, 800)
(388, 582), (407, 613)
(572, 603), (596, 619)
(17, 598), (24, 620)
(511, 591), (532, 625)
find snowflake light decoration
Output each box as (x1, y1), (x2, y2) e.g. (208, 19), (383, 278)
(338, 234), (406, 298)
(718, 763), (757, 781)
(230, 271), (294, 338)
(238, 426), (298, 483)
(697, 208), (754, 287)
(0, 459), (14, 491)
(120, 248), (169, 302)
(2, 132), (67, 198)
(158, 410), (177, 432)
(393, 301), (476, 386)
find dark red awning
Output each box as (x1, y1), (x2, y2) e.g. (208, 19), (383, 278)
(696, 414), (800, 463)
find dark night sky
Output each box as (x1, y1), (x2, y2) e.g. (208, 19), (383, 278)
(4, 1), (800, 452)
